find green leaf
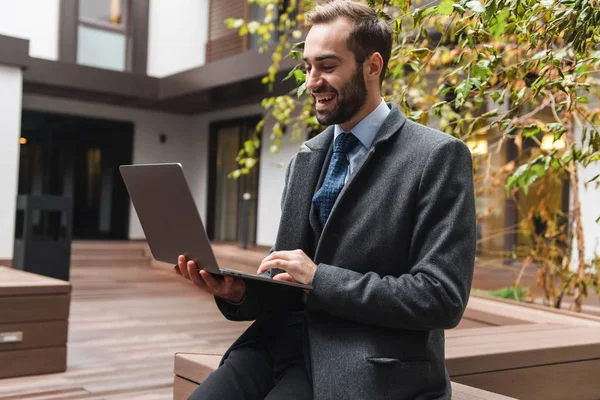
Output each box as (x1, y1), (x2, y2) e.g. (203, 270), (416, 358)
(297, 82), (307, 98)
(472, 63), (490, 80)
(411, 48), (430, 59)
(283, 67), (306, 85)
(283, 67), (297, 82)
(287, 49), (302, 61)
(489, 9), (509, 37)
(423, 0), (455, 16)
(522, 124), (541, 138)
(225, 18), (244, 29)
(577, 96), (590, 104)
(377, 9), (392, 20)
(408, 110), (424, 121)
(587, 174), (600, 184)
(465, 0), (485, 13)
(293, 68), (305, 84)
(491, 92), (501, 102)
(453, 4), (466, 15)
(546, 122), (563, 132)
(481, 109), (499, 118)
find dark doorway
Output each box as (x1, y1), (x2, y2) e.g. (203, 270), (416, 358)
(18, 110), (134, 240)
(207, 116), (261, 244)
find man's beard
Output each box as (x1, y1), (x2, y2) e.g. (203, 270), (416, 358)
(313, 65), (367, 126)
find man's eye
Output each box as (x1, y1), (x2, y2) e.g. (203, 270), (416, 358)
(304, 66), (311, 73)
(323, 66), (335, 71)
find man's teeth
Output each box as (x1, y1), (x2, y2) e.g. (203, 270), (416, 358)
(319, 96), (334, 102)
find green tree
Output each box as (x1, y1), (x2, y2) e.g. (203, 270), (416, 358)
(227, 0), (600, 311)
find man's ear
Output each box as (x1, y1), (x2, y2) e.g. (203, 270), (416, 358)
(365, 52), (384, 83)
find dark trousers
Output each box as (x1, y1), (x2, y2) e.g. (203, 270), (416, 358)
(188, 318), (312, 400)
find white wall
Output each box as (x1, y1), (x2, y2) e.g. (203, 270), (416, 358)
(573, 122), (600, 265)
(0, 65), (23, 260)
(0, 0), (59, 60)
(256, 122), (304, 246)
(22, 94), (206, 240)
(147, 0), (209, 77)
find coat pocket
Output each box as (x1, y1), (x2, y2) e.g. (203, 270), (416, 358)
(366, 357), (430, 366)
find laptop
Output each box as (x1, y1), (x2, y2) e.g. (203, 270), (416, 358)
(119, 163), (312, 290)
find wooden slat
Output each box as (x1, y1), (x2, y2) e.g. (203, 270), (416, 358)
(461, 307), (528, 327)
(0, 321), (67, 351)
(467, 295), (600, 326)
(0, 347), (66, 379)
(209, 0), (245, 39)
(453, 359), (600, 400)
(207, 0), (247, 62)
(0, 267), (70, 296)
(206, 33), (246, 62)
(0, 294), (70, 324)
(454, 318), (495, 329)
(447, 323), (565, 338)
(447, 325), (600, 375)
(450, 381), (516, 400)
(173, 376), (198, 400)
(174, 353), (222, 383)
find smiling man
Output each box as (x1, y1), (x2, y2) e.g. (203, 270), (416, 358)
(178, 1), (476, 399)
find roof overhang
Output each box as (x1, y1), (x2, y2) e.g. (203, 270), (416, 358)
(0, 34), (298, 115)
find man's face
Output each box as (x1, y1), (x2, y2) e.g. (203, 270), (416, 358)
(303, 18), (367, 126)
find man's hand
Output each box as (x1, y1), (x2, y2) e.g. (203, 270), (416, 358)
(257, 250), (317, 288)
(174, 255), (246, 303)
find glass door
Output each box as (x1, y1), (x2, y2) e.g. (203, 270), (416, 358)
(207, 117), (261, 244)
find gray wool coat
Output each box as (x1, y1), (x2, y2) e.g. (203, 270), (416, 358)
(215, 103), (476, 399)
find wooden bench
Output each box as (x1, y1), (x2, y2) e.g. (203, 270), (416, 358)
(173, 352), (516, 400)
(445, 296), (600, 400)
(174, 295), (600, 399)
(0, 266), (71, 379)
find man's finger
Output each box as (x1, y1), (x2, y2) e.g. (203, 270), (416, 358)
(173, 265), (182, 276)
(223, 275), (234, 292)
(257, 259), (288, 275)
(272, 272), (295, 282)
(261, 251), (293, 264)
(200, 270), (223, 293)
(188, 261), (209, 290)
(179, 255), (191, 280)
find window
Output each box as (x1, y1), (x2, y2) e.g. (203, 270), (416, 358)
(76, 0), (130, 71)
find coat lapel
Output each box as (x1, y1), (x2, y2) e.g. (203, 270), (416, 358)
(275, 127), (333, 254)
(304, 127), (335, 243)
(313, 103), (408, 259)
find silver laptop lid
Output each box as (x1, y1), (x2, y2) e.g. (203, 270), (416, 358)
(119, 163), (220, 273)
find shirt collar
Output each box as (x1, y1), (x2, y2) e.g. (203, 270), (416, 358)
(334, 98), (391, 150)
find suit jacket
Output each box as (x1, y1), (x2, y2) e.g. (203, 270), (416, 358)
(215, 103), (476, 399)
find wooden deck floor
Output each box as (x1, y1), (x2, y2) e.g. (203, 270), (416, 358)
(1, 241), (599, 399)
(0, 245), (252, 399)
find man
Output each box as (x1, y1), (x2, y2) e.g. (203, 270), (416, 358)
(176, 1), (476, 398)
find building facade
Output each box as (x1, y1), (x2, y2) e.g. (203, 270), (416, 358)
(0, 0), (598, 268)
(0, 0), (300, 265)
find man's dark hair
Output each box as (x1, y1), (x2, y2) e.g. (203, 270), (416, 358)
(306, 0), (394, 86)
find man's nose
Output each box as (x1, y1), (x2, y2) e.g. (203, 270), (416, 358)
(306, 71), (323, 92)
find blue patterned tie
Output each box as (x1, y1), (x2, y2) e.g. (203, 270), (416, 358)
(312, 132), (360, 229)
